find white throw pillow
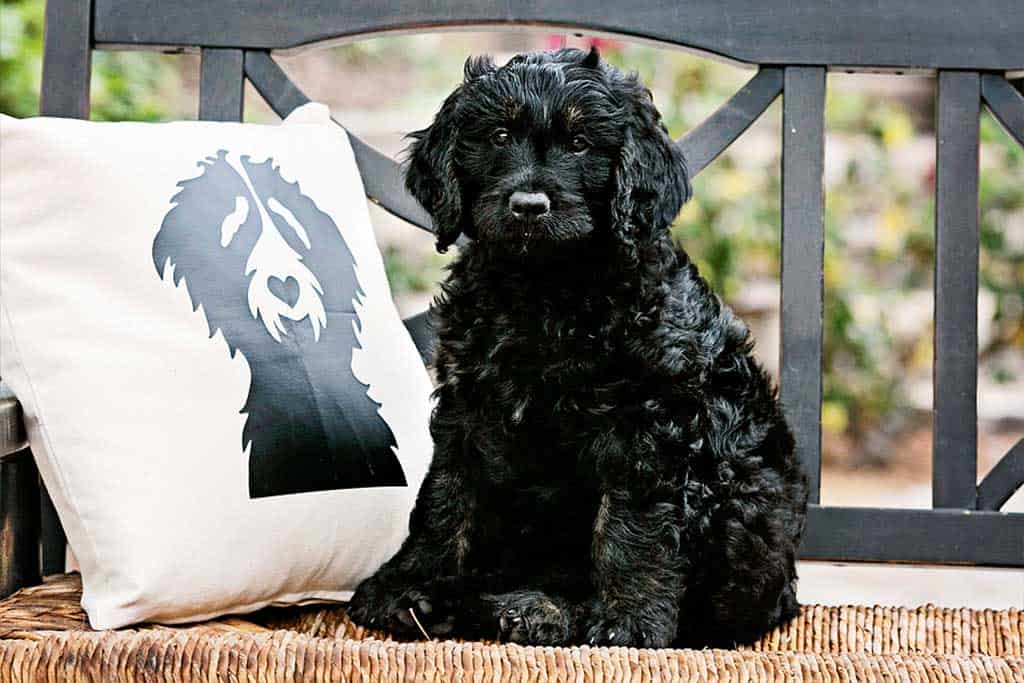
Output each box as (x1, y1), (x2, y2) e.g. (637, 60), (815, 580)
(0, 104), (433, 629)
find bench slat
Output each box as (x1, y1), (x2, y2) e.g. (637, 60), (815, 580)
(199, 48), (245, 122)
(39, 0), (91, 118)
(677, 67), (782, 178)
(977, 439), (1024, 512)
(981, 74), (1024, 149)
(780, 67), (826, 505)
(933, 71), (980, 510)
(801, 505), (1024, 567)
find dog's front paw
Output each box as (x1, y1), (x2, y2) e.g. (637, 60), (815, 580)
(486, 591), (575, 646)
(388, 586), (459, 638)
(348, 576), (460, 640)
(584, 605), (673, 648)
(346, 574), (394, 630)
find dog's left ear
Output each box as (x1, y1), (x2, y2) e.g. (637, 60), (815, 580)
(406, 55), (496, 253)
(611, 83), (691, 239)
(405, 91), (464, 253)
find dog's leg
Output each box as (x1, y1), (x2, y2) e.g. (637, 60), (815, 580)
(674, 406), (804, 647)
(677, 510), (801, 647)
(584, 489), (685, 648)
(347, 423), (478, 637)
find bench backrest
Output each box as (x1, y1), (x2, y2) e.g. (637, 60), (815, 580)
(38, 0), (1024, 570)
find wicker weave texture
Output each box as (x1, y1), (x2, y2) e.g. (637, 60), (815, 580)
(4, 631), (1023, 682)
(1, 574), (1022, 681)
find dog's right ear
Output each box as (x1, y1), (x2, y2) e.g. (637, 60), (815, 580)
(463, 54), (496, 80)
(405, 55), (495, 253)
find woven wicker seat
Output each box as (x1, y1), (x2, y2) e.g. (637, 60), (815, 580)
(1, 574), (1020, 681)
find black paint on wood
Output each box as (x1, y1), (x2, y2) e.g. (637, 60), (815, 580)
(242, 51), (310, 117)
(677, 68), (783, 178)
(402, 310), (436, 365)
(981, 74), (1024, 149)
(780, 67), (826, 505)
(199, 48), (245, 122)
(800, 505), (1023, 568)
(976, 439), (1024, 512)
(39, 0), (91, 118)
(92, 1), (1024, 72)
(933, 71), (980, 510)
(0, 449), (42, 598)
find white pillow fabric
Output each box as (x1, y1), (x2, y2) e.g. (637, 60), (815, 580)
(0, 104), (433, 629)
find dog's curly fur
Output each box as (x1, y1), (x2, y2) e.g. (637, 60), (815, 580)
(347, 48), (808, 648)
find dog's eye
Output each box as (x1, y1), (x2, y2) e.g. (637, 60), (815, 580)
(570, 134), (591, 153)
(490, 129), (511, 147)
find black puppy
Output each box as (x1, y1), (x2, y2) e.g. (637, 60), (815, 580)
(348, 48), (808, 648)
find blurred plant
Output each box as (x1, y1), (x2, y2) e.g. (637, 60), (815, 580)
(979, 115), (1024, 356)
(1, 0), (182, 120)
(383, 246), (452, 295)
(0, 0), (44, 117)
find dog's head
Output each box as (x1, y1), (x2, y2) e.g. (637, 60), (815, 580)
(405, 47), (690, 256)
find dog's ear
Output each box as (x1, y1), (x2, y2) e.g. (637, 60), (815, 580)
(405, 55), (495, 253)
(464, 54), (496, 80)
(405, 92), (464, 253)
(610, 82), (691, 242)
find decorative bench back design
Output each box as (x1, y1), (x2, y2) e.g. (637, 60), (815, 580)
(30, 0), (1024, 576)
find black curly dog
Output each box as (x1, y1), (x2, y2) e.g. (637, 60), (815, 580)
(348, 48), (808, 648)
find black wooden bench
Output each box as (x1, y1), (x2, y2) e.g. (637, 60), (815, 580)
(3, 0), (1023, 623)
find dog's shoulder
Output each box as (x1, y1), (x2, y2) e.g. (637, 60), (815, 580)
(642, 255), (753, 377)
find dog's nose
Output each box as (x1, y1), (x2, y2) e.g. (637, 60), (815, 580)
(508, 191), (550, 219)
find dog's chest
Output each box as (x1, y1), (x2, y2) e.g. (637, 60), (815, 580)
(459, 319), (624, 489)
(471, 307), (617, 393)
(474, 458), (601, 563)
